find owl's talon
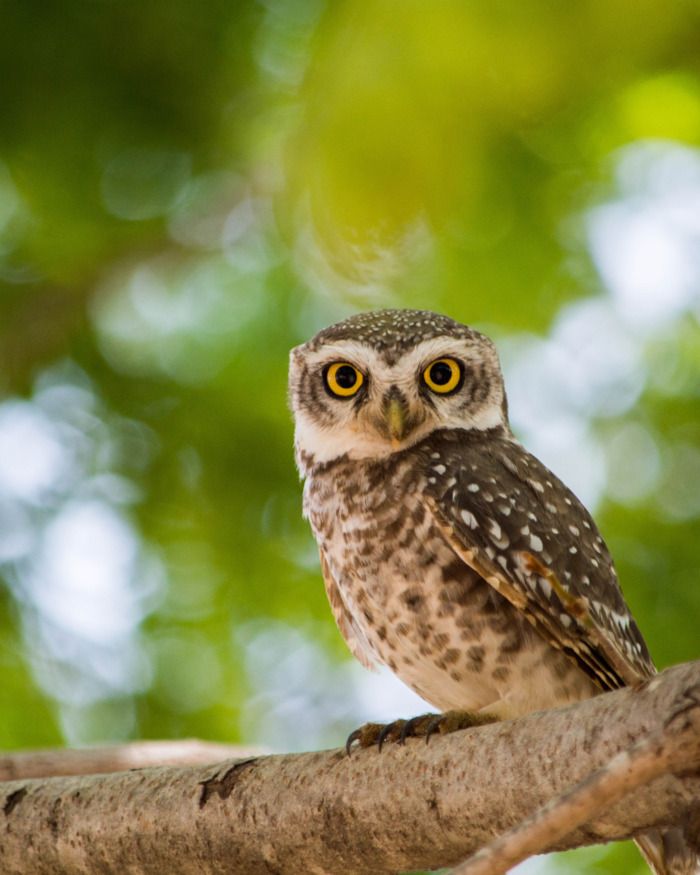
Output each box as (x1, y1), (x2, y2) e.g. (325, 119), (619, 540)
(398, 714), (436, 744)
(377, 719), (405, 751)
(425, 715), (444, 743)
(345, 729), (362, 756)
(345, 722), (384, 754)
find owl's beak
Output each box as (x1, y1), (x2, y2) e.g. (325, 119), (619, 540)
(385, 396), (408, 449)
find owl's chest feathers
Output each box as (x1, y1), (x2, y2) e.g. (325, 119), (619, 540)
(304, 454), (429, 575)
(304, 455), (443, 613)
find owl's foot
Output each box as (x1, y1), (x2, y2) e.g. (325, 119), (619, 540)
(345, 709), (496, 755)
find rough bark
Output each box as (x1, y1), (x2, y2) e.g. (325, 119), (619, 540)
(1, 661), (699, 875)
(452, 696), (700, 875)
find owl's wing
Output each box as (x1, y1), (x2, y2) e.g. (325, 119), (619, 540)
(319, 551), (378, 672)
(422, 430), (655, 689)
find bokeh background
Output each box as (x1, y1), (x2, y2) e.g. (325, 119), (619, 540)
(1, 2), (700, 872)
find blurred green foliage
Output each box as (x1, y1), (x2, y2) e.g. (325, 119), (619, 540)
(1, 2), (699, 872)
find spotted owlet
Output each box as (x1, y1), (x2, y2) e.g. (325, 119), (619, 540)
(288, 309), (695, 875)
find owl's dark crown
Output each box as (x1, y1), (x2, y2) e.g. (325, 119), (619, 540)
(308, 309), (483, 355)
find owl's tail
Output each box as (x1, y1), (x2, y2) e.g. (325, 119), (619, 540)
(635, 830), (699, 875)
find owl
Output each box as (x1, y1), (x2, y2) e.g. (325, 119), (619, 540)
(288, 309), (694, 875)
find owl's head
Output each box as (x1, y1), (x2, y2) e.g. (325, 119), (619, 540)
(289, 309), (509, 468)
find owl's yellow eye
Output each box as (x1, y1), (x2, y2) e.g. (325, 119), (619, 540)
(324, 362), (365, 398)
(423, 358), (463, 394)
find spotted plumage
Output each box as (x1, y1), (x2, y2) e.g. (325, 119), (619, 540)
(288, 308), (691, 875)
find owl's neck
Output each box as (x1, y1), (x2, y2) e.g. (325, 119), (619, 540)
(294, 422), (513, 478)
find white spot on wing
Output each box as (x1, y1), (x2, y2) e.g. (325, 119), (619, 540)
(488, 519), (510, 549)
(529, 534), (543, 552)
(460, 509), (478, 529)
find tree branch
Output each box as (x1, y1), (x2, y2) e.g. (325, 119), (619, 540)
(0, 741), (262, 782)
(1, 661), (700, 875)
(451, 688), (700, 875)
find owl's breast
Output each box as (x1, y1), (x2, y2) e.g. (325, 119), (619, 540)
(304, 453), (599, 716)
(303, 453), (437, 601)
(304, 453), (432, 583)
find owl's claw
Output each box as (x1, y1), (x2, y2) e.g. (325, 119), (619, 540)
(345, 729), (362, 756)
(345, 710), (495, 754)
(377, 719), (406, 751)
(399, 713), (438, 744)
(425, 714), (445, 741)
(345, 722), (384, 755)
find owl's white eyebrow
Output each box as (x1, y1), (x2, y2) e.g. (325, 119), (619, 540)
(304, 340), (384, 370)
(305, 337), (480, 374)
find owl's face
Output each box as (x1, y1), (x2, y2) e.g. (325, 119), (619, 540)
(289, 310), (508, 466)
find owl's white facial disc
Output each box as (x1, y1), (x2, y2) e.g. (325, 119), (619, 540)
(289, 310), (509, 469)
